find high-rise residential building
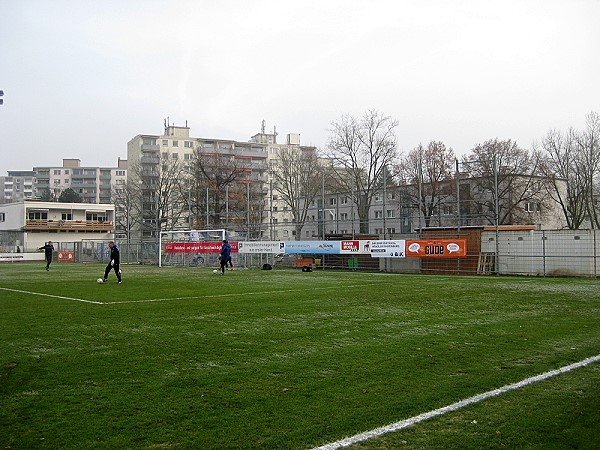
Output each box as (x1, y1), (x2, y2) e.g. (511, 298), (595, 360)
(127, 122), (319, 243)
(127, 124), (270, 242)
(251, 127), (319, 240)
(33, 158), (127, 203)
(0, 170), (36, 204)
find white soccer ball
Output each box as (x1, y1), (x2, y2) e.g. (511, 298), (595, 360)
(97, 278), (103, 284)
(212, 269), (218, 274)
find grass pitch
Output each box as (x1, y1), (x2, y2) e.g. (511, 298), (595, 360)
(1, 263), (599, 449)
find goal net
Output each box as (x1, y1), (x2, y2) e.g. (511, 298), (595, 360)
(159, 229), (229, 268)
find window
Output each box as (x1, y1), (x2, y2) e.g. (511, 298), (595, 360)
(86, 213), (106, 222)
(442, 205), (453, 215)
(525, 202), (540, 213)
(386, 209), (395, 218)
(162, 152), (168, 159)
(53, 170), (61, 175)
(340, 212), (348, 220)
(172, 140), (179, 147)
(329, 198), (337, 206)
(61, 213), (72, 220)
(184, 141), (193, 148)
(375, 210), (383, 219)
(172, 153), (179, 160)
(375, 194), (382, 202)
(387, 227), (396, 234)
(340, 197), (349, 205)
(54, 179), (61, 185)
(184, 153), (192, 160)
(162, 140), (168, 146)
(28, 211), (48, 220)
(65, 179), (69, 184)
(64, 170), (69, 175)
(0, 212), (5, 222)
(116, 170), (125, 176)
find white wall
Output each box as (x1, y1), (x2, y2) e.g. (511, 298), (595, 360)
(481, 229), (599, 276)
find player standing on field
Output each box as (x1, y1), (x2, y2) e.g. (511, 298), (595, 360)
(103, 241), (122, 283)
(39, 241), (54, 271)
(219, 239), (231, 275)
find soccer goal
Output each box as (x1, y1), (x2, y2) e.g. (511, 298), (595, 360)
(159, 229), (228, 268)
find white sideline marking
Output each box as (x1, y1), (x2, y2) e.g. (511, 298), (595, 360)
(0, 287), (104, 305)
(313, 354), (600, 450)
(0, 282), (384, 306)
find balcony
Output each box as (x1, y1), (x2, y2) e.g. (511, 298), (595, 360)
(24, 219), (114, 232)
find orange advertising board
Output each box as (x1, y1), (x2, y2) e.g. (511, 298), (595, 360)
(405, 239), (467, 258)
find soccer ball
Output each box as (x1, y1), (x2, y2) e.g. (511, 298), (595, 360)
(97, 278), (103, 284)
(212, 269), (218, 274)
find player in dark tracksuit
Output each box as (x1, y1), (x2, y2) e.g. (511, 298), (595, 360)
(39, 241), (54, 271)
(103, 241), (122, 283)
(219, 240), (231, 275)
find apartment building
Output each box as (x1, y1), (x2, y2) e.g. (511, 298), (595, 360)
(251, 126), (319, 240)
(33, 158), (127, 204)
(0, 170), (36, 203)
(127, 124), (270, 241)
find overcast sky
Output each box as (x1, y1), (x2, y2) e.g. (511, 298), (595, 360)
(1, 0), (599, 172)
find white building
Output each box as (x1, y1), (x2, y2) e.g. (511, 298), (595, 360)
(0, 200), (115, 252)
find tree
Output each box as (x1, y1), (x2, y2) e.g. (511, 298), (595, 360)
(577, 112), (600, 228)
(538, 128), (587, 229)
(462, 139), (548, 225)
(538, 112), (600, 229)
(396, 141), (456, 228)
(58, 188), (82, 203)
(187, 149), (251, 230)
(111, 180), (143, 245)
(38, 188), (55, 202)
(327, 110), (399, 233)
(270, 147), (323, 240)
(129, 155), (187, 241)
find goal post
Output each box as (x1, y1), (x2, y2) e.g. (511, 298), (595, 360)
(159, 229), (227, 268)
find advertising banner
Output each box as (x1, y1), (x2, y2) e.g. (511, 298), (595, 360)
(237, 241), (283, 254)
(164, 241), (239, 254)
(0, 253), (45, 263)
(58, 251), (75, 262)
(405, 239), (467, 258)
(370, 240), (406, 258)
(283, 241), (341, 254)
(340, 240), (372, 254)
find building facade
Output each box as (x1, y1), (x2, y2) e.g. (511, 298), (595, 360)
(127, 124), (271, 242)
(0, 171), (36, 204)
(33, 158), (127, 204)
(0, 200), (115, 252)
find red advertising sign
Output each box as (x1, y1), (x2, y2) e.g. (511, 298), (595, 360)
(341, 240), (359, 252)
(163, 241), (238, 254)
(405, 239), (467, 258)
(58, 251), (75, 262)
